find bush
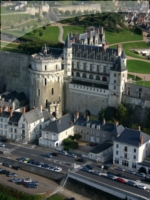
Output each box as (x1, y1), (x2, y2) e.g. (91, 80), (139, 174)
(134, 27), (142, 35)
(63, 138), (78, 149)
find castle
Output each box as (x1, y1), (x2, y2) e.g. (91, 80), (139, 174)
(0, 27), (150, 118)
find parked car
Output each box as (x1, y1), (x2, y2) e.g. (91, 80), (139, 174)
(7, 173), (17, 177)
(23, 178), (32, 182)
(59, 151), (68, 155)
(125, 170), (136, 175)
(107, 174), (116, 180)
(52, 152), (59, 156)
(27, 182), (38, 188)
(90, 142), (97, 146)
(103, 165), (111, 170)
(53, 167), (62, 172)
(44, 153), (53, 158)
(67, 153), (77, 158)
(92, 170), (101, 175)
(1, 138), (7, 142)
(116, 178), (126, 183)
(0, 143), (5, 147)
(16, 157), (25, 162)
(11, 178), (22, 183)
(127, 180), (137, 187)
(137, 184), (147, 190)
(85, 165), (93, 170)
(3, 163), (12, 168)
(115, 167), (125, 172)
(76, 158), (85, 162)
(136, 173), (146, 177)
(0, 170), (10, 174)
(82, 167), (91, 172)
(23, 158), (30, 163)
(12, 166), (20, 170)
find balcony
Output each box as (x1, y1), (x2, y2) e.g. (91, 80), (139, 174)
(72, 76), (108, 85)
(72, 68), (110, 76)
(121, 156), (130, 161)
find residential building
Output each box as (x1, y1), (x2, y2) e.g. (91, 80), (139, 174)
(39, 114), (74, 148)
(113, 127), (150, 170)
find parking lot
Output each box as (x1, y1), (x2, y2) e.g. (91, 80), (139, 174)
(0, 165), (59, 195)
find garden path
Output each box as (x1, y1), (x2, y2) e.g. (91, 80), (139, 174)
(128, 72), (150, 81)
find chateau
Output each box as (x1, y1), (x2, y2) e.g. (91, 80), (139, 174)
(0, 27), (150, 119)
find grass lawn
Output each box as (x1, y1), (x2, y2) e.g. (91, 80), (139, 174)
(127, 60), (150, 74)
(105, 29), (143, 44)
(111, 41), (149, 60)
(47, 194), (65, 200)
(63, 26), (84, 41)
(128, 74), (142, 81)
(1, 42), (19, 48)
(135, 81), (150, 88)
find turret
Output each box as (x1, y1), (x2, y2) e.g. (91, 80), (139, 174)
(63, 35), (72, 77)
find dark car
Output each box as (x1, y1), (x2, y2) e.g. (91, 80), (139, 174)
(52, 152), (59, 156)
(7, 172), (17, 177)
(0, 138), (7, 142)
(103, 165), (110, 170)
(76, 158), (85, 162)
(12, 166), (20, 170)
(3, 163), (12, 168)
(0, 170), (10, 174)
(27, 182), (38, 188)
(86, 165), (93, 170)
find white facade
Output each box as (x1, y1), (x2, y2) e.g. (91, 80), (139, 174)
(39, 126), (74, 148)
(113, 139), (150, 171)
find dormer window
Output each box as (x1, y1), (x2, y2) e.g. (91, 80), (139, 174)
(97, 125), (100, 130)
(86, 123), (90, 128)
(92, 124), (95, 129)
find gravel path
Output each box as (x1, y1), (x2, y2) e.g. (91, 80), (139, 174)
(57, 24), (65, 44)
(128, 72), (150, 81)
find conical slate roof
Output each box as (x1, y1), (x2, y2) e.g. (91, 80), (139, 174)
(64, 35), (72, 48)
(121, 50), (126, 59)
(111, 56), (127, 72)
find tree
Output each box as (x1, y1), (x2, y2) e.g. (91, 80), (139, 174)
(33, 29), (37, 35)
(74, 133), (82, 140)
(98, 108), (105, 121)
(43, 26), (46, 30)
(115, 104), (128, 124)
(75, 16), (79, 23)
(39, 31), (43, 37)
(84, 23), (88, 30)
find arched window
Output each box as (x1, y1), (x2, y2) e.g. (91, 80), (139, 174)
(82, 73), (86, 78)
(45, 78), (47, 86)
(96, 75), (100, 80)
(89, 74), (93, 79)
(103, 66), (106, 74)
(51, 88), (54, 95)
(102, 76), (107, 81)
(45, 65), (47, 71)
(76, 72), (80, 77)
(38, 89), (40, 96)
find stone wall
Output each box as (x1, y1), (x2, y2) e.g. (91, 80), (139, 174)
(0, 51), (30, 99)
(0, 156), (65, 181)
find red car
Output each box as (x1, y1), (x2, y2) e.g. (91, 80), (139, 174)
(116, 178), (126, 183)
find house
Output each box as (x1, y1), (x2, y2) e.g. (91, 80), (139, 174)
(88, 140), (113, 162)
(74, 113), (124, 144)
(0, 108), (10, 138)
(0, 90), (28, 111)
(39, 114), (74, 148)
(18, 106), (52, 142)
(113, 126), (150, 171)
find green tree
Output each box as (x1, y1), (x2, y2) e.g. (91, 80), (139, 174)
(115, 104), (128, 124)
(98, 108), (105, 121)
(74, 133), (82, 140)
(39, 31), (43, 37)
(43, 26), (46, 30)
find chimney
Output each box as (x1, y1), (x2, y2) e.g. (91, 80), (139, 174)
(10, 108), (13, 117)
(138, 126), (141, 131)
(86, 115), (90, 122)
(40, 105), (42, 113)
(115, 121), (119, 126)
(22, 107), (26, 114)
(102, 118), (106, 125)
(76, 111), (79, 119)
(117, 44), (122, 56)
(140, 136), (143, 145)
(102, 43), (107, 52)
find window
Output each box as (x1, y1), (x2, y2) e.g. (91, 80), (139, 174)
(10, 128), (13, 132)
(124, 153), (127, 158)
(22, 130), (25, 134)
(82, 73), (86, 78)
(21, 124), (25, 128)
(103, 66), (106, 73)
(0, 124), (3, 128)
(115, 158), (119, 164)
(128, 87), (130, 95)
(103, 132), (106, 137)
(72, 62), (74, 69)
(89, 74), (93, 79)
(122, 160), (128, 166)
(45, 78), (47, 86)
(38, 89), (40, 97)
(56, 65), (58, 70)
(116, 151), (118, 155)
(134, 148), (136, 153)
(114, 80), (116, 84)
(45, 65), (47, 70)
(114, 73), (116, 77)
(116, 144), (119, 148)
(97, 65), (99, 72)
(132, 162), (136, 169)
(114, 86), (116, 90)
(77, 62), (79, 69)
(51, 88), (54, 95)
(133, 155), (136, 159)
(4, 125), (7, 129)
(0, 118), (3, 122)
(83, 63), (86, 70)
(124, 146), (128, 152)
(90, 64), (92, 71)
(14, 129), (17, 133)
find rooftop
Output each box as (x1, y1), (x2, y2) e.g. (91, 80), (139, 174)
(90, 140), (113, 154)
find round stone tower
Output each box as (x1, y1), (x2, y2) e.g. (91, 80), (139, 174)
(29, 45), (64, 118)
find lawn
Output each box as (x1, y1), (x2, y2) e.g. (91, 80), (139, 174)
(135, 81), (150, 88)
(47, 194), (65, 200)
(111, 41), (149, 60)
(105, 29), (143, 44)
(63, 26), (84, 41)
(1, 42), (19, 48)
(127, 74), (142, 81)
(127, 60), (150, 74)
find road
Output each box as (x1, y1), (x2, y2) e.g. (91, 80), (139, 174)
(2, 142), (150, 199)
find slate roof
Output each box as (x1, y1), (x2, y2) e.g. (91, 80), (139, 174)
(111, 125), (125, 137)
(64, 35), (72, 48)
(42, 110), (52, 122)
(0, 111), (10, 118)
(90, 140), (113, 154)
(1, 91), (28, 104)
(8, 112), (22, 126)
(115, 128), (150, 147)
(23, 107), (44, 124)
(74, 117), (116, 133)
(121, 50), (126, 59)
(111, 56), (127, 72)
(43, 114), (73, 133)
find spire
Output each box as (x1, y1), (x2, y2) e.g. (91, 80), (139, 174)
(111, 56), (127, 72)
(64, 35), (71, 48)
(121, 50), (126, 59)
